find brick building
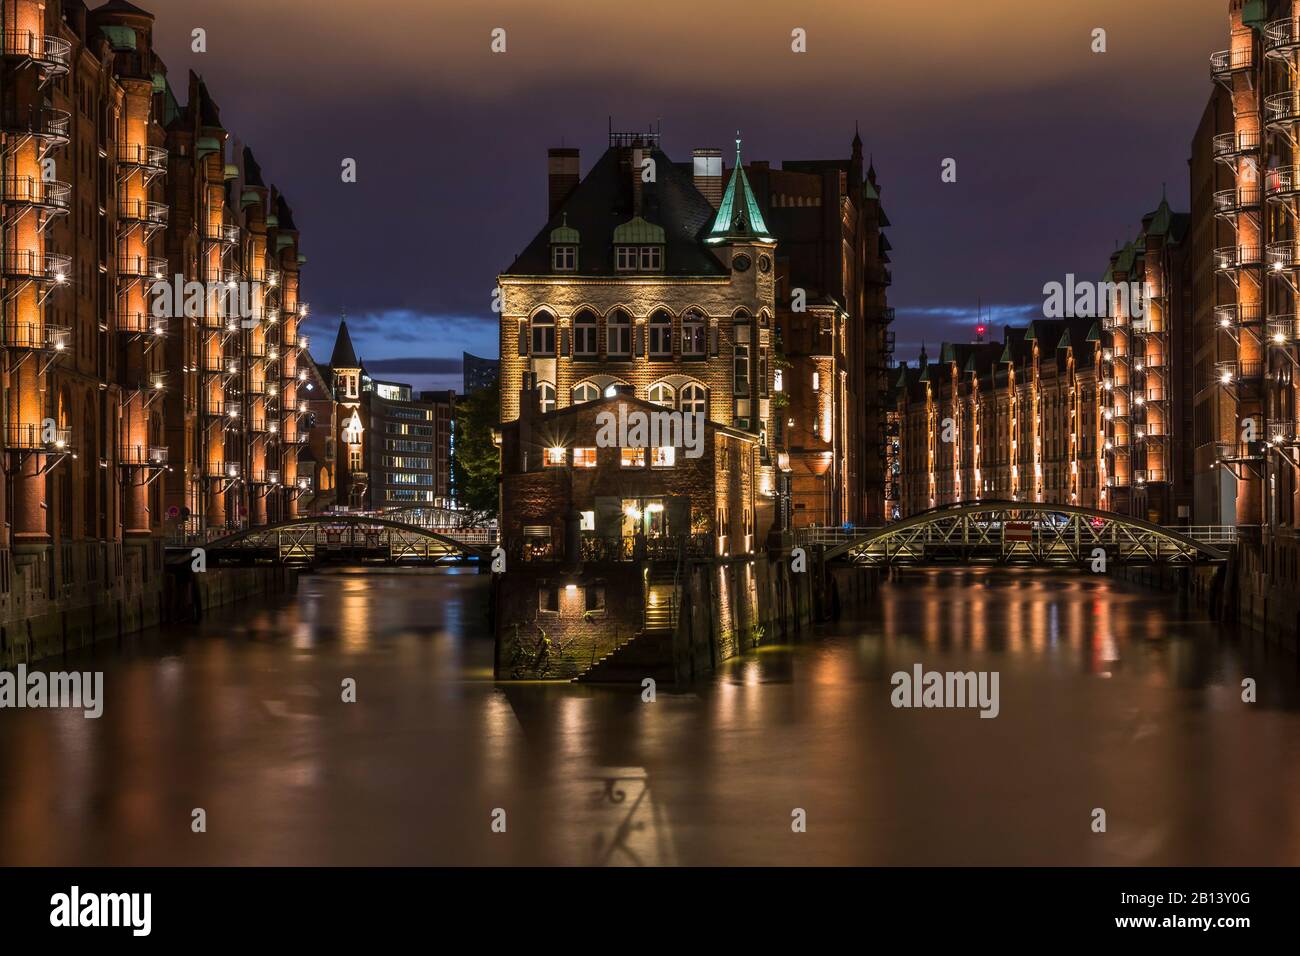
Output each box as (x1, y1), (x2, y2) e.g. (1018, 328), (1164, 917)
(0, 0), (309, 654)
(893, 320), (1102, 516)
(320, 318), (454, 512)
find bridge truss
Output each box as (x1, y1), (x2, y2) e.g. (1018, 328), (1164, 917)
(801, 501), (1234, 568)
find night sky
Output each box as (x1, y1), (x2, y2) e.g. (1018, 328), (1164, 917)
(145, 0), (1226, 392)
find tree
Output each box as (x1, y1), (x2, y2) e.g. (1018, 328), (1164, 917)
(452, 379), (500, 525)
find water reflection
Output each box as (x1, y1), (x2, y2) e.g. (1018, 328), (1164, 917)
(0, 567), (1298, 865)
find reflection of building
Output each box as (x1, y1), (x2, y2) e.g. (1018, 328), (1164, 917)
(462, 351), (499, 394)
(320, 319), (454, 510)
(1, 0), (307, 654)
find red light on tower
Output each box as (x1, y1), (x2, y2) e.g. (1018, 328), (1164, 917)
(976, 323), (987, 342)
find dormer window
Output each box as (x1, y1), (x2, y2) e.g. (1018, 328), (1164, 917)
(552, 246), (576, 271)
(549, 214), (580, 273)
(612, 216), (665, 272)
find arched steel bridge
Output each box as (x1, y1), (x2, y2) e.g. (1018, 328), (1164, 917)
(169, 515), (492, 567)
(798, 501), (1235, 567)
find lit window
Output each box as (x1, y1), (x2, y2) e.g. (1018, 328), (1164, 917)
(649, 311), (672, 357)
(580, 510), (595, 530)
(682, 310), (706, 356)
(573, 447), (597, 468)
(648, 383), (674, 408)
(544, 446), (567, 467)
(621, 448), (645, 468)
(538, 382), (556, 414)
(734, 344), (750, 395)
(607, 310), (631, 357)
(572, 382), (599, 404)
(531, 312), (556, 355)
(812, 371), (821, 391)
(552, 245), (576, 271)
(681, 383), (707, 416)
(573, 310), (597, 357)
(651, 446), (676, 468)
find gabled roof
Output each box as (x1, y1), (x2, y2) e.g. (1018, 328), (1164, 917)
(503, 145), (726, 277)
(709, 140), (773, 243)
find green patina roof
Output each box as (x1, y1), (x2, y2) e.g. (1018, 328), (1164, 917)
(241, 189), (262, 208)
(1146, 196), (1173, 236)
(1086, 322), (1101, 343)
(223, 163), (239, 180)
(709, 139), (772, 243)
(1057, 329), (1071, 350)
(612, 215), (665, 245)
(1243, 0), (1266, 29)
(266, 214), (279, 227)
(549, 213), (580, 245)
(297, 254), (307, 264)
(863, 180), (879, 201)
(276, 235), (295, 250)
(162, 77), (181, 127)
(196, 136), (221, 158)
(100, 25), (137, 51)
(1114, 241), (1137, 274)
(151, 71), (166, 93)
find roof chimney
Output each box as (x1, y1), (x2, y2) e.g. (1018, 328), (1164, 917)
(693, 148), (723, 209)
(547, 148), (579, 218)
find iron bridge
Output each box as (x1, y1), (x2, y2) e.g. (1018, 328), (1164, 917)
(169, 515), (492, 567)
(798, 501), (1235, 567)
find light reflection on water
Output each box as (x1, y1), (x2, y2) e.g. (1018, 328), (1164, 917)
(0, 566), (1298, 865)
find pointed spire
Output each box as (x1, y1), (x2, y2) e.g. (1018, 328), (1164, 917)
(852, 121), (862, 150)
(708, 131), (772, 243)
(330, 314), (359, 370)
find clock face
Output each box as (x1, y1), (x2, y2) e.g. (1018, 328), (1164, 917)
(732, 254), (752, 272)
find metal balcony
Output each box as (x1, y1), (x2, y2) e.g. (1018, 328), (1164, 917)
(1217, 441), (1265, 462)
(1268, 316), (1300, 345)
(1264, 18), (1300, 56)
(203, 222), (240, 245)
(1267, 166), (1300, 203)
(201, 398), (226, 418)
(1, 31), (72, 76)
(1211, 45), (1253, 78)
(117, 255), (168, 280)
(5, 422), (71, 450)
(1, 176), (71, 212)
(205, 460), (240, 479)
(117, 144), (167, 173)
(1265, 91), (1300, 128)
(1212, 129), (1261, 161)
(1267, 240), (1300, 272)
(1269, 421), (1297, 444)
(0, 250), (70, 283)
(1216, 302), (1263, 327)
(119, 445), (168, 466)
(0, 105), (71, 147)
(2, 322), (70, 352)
(247, 340), (268, 359)
(1215, 245), (1262, 272)
(1215, 185), (1261, 215)
(117, 198), (168, 227)
(248, 417), (268, 432)
(247, 379), (267, 395)
(116, 309), (167, 336)
(1216, 359), (1264, 384)
(251, 469), (280, 485)
(202, 355), (239, 375)
(282, 431), (308, 445)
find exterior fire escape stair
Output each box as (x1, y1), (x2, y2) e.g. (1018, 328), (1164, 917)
(574, 564), (678, 684)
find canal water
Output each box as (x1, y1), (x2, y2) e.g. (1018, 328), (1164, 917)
(1, 567), (1298, 866)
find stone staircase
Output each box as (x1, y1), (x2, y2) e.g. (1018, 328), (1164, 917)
(576, 564), (678, 683)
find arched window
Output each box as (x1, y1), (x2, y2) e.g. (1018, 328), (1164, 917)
(681, 383), (707, 416)
(607, 309), (631, 358)
(648, 383), (674, 408)
(572, 309), (597, 358)
(572, 382), (599, 404)
(682, 310), (706, 357)
(530, 311), (555, 356)
(648, 310), (672, 358)
(538, 382), (556, 414)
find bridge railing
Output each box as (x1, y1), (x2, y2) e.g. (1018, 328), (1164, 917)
(797, 520), (1240, 550)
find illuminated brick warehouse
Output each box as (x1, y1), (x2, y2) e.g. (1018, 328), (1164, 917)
(0, 0), (309, 656)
